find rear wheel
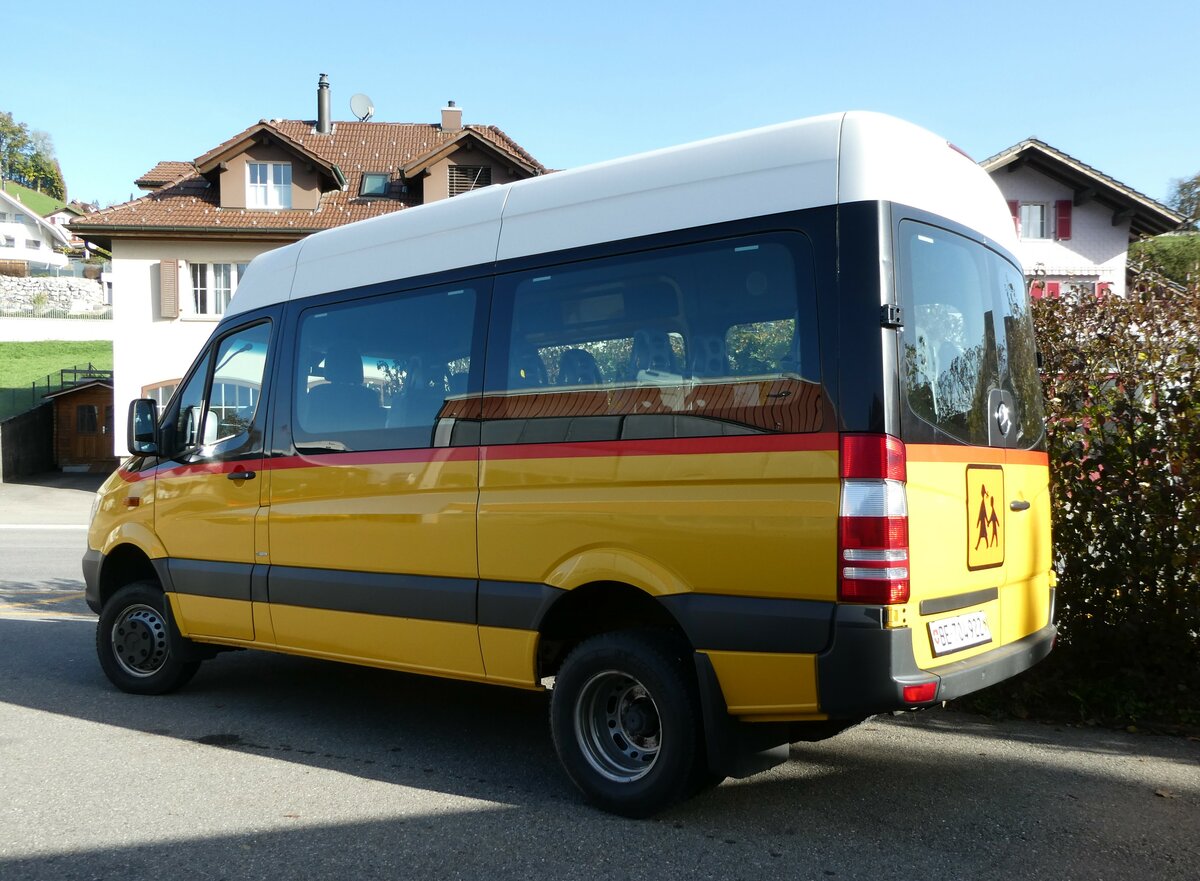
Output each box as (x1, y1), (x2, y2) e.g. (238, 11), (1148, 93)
(550, 631), (703, 817)
(96, 581), (200, 695)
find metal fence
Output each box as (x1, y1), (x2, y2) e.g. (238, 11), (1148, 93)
(0, 306), (112, 320)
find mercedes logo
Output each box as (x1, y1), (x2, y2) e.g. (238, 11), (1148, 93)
(996, 402), (1012, 436)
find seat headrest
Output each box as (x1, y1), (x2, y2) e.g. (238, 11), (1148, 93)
(558, 348), (603, 385)
(323, 343), (364, 385)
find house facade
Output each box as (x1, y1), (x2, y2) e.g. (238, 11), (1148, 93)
(71, 75), (545, 453)
(0, 186), (71, 273)
(981, 140), (1184, 297)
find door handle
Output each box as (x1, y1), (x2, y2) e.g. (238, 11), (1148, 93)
(227, 470), (257, 481)
(1009, 499), (1030, 512)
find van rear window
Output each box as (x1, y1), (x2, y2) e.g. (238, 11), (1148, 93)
(897, 221), (1044, 449)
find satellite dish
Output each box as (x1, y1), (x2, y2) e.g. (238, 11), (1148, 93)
(350, 93), (375, 122)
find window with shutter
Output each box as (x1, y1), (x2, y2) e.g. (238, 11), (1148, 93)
(447, 165), (492, 197)
(1054, 200), (1072, 240)
(1019, 204), (1049, 240)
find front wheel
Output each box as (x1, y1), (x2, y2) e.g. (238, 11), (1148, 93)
(550, 631), (703, 817)
(96, 581), (200, 695)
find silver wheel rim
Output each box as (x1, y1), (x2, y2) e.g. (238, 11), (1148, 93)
(111, 603), (170, 678)
(574, 669), (661, 783)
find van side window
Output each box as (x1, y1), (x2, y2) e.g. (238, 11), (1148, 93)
(161, 321), (271, 458)
(209, 324), (270, 443)
(293, 285), (479, 452)
(483, 233), (821, 444)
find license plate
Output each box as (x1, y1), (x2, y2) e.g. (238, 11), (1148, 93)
(929, 611), (992, 657)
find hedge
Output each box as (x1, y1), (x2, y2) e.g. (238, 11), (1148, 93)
(961, 261), (1199, 727)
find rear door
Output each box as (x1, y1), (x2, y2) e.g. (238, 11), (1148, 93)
(895, 219), (1050, 670)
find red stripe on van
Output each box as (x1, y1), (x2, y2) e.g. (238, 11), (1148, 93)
(480, 432), (838, 461)
(265, 447), (478, 471)
(145, 432), (838, 481)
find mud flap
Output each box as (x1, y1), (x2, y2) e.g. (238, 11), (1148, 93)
(693, 653), (790, 779)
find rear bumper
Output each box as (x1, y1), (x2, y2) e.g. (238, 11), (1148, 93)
(817, 603), (1055, 717)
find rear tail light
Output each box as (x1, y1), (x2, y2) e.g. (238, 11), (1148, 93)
(839, 434), (910, 604)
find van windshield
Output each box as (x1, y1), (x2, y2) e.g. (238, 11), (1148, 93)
(897, 220), (1045, 450)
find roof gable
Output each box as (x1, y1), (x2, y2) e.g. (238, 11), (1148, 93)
(193, 122), (344, 191)
(981, 139), (1185, 238)
(401, 128), (541, 179)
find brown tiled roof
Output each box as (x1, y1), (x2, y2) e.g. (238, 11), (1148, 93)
(74, 119), (545, 240)
(135, 161), (197, 189)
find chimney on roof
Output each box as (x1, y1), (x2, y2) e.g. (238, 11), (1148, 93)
(317, 73), (332, 134)
(441, 100), (462, 134)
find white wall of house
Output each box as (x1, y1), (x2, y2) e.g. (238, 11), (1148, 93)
(109, 238), (285, 451)
(0, 212), (69, 267)
(989, 167), (1131, 296)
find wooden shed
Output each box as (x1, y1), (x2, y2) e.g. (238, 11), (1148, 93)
(43, 381), (117, 472)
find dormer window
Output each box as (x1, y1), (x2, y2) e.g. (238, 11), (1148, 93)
(247, 162), (292, 209)
(361, 173), (390, 197)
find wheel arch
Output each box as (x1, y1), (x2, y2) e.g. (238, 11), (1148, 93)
(536, 581), (692, 680)
(97, 544), (163, 610)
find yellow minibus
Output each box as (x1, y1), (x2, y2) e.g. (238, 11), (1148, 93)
(85, 111), (1054, 816)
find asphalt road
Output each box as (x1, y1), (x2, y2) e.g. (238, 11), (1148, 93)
(1, 474), (1197, 880)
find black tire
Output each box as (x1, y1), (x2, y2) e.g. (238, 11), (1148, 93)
(550, 631), (703, 818)
(96, 581), (200, 695)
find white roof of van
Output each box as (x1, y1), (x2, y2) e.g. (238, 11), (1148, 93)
(228, 111), (1018, 317)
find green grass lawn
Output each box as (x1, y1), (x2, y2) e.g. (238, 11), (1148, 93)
(0, 340), (113, 420)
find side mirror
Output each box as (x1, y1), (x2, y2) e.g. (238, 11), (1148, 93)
(128, 399), (161, 456)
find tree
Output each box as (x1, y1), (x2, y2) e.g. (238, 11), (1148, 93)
(1130, 233), (1200, 286)
(26, 151), (65, 199)
(0, 111), (66, 200)
(1167, 172), (1200, 229)
(0, 111), (30, 182)
(28, 129), (55, 160)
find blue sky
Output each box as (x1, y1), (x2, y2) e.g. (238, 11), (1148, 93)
(4, 0), (1197, 208)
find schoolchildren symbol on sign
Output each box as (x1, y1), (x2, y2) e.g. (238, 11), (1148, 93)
(975, 484), (1000, 549)
(966, 465), (1004, 570)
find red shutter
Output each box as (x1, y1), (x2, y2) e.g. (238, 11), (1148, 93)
(1029, 281), (1044, 300)
(1044, 281), (1061, 298)
(1097, 282), (1111, 297)
(1055, 200), (1073, 240)
(1007, 200), (1021, 235)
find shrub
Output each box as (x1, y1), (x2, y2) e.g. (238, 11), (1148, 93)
(963, 261), (1200, 727)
